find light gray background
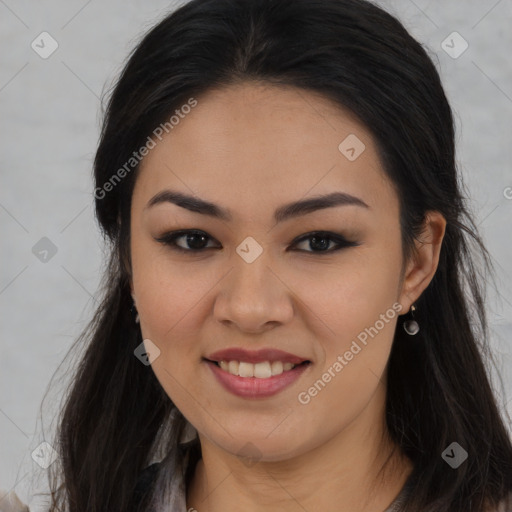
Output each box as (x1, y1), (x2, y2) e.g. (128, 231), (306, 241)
(1, 0), (511, 509)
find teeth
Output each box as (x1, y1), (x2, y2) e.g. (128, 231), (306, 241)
(227, 360), (238, 375)
(216, 360), (299, 378)
(271, 361), (283, 376)
(254, 362), (272, 378)
(239, 362), (254, 378)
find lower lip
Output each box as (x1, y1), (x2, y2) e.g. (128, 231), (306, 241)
(204, 360), (311, 399)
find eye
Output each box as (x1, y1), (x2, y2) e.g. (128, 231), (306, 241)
(154, 230), (220, 253)
(155, 229), (359, 254)
(289, 231), (360, 253)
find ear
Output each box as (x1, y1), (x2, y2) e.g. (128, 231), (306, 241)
(398, 210), (446, 313)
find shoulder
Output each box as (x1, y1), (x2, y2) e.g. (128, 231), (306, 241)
(0, 489), (30, 511)
(490, 492), (512, 512)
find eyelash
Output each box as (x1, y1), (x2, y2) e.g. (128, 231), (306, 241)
(154, 229), (360, 255)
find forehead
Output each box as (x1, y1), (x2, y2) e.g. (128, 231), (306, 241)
(133, 82), (398, 222)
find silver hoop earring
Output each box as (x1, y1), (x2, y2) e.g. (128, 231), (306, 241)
(403, 304), (419, 335)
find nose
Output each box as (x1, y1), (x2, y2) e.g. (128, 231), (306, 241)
(213, 254), (294, 334)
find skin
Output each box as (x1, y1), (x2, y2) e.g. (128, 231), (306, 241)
(129, 82), (446, 512)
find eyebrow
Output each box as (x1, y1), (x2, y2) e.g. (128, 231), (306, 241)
(145, 189), (369, 223)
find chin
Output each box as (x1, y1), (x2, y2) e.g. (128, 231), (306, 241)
(210, 431), (307, 463)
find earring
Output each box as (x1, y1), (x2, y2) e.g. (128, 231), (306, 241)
(131, 293), (140, 324)
(403, 304), (419, 335)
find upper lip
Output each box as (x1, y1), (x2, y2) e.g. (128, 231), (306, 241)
(205, 348), (310, 365)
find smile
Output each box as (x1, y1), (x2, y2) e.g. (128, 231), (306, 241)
(204, 358), (311, 398)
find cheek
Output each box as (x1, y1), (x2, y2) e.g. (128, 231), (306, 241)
(134, 260), (212, 352)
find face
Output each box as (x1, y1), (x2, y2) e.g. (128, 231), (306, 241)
(129, 82), (416, 462)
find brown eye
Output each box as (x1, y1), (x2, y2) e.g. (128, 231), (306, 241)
(154, 230), (220, 253)
(290, 231), (360, 253)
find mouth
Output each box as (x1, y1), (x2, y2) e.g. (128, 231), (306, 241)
(202, 357), (312, 399)
(203, 358), (311, 378)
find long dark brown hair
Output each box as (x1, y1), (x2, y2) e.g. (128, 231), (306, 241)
(40, 0), (512, 510)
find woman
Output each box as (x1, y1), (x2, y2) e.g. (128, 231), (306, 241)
(4, 0), (512, 511)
